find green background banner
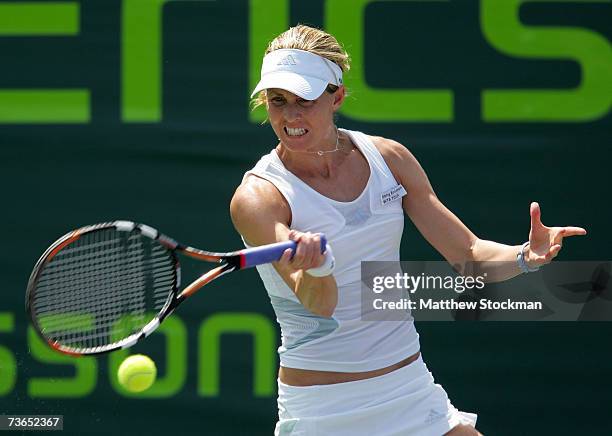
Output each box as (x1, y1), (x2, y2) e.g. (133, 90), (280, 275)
(1, 0), (610, 434)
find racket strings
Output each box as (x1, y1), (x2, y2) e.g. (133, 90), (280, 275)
(36, 232), (169, 348)
(30, 228), (176, 352)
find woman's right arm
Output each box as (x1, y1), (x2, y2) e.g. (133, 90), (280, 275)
(230, 175), (338, 317)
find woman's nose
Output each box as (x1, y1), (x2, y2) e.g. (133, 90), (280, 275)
(283, 103), (302, 122)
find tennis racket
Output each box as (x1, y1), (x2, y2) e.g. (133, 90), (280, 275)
(26, 220), (326, 356)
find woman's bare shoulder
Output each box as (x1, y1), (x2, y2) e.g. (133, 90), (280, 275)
(367, 135), (422, 183)
(230, 175), (292, 244)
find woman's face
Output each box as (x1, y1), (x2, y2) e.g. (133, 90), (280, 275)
(266, 87), (344, 153)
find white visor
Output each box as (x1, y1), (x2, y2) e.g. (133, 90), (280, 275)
(250, 49), (343, 100)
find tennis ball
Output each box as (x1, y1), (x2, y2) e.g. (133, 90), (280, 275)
(117, 354), (157, 393)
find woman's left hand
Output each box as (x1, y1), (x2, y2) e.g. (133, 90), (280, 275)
(526, 202), (587, 268)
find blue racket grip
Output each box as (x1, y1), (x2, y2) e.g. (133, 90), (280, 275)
(240, 234), (327, 269)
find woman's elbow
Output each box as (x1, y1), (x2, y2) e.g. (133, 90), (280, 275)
(310, 280), (338, 318)
(314, 304), (336, 318)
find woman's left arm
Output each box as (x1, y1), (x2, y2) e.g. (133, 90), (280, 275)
(372, 137), (587, 281)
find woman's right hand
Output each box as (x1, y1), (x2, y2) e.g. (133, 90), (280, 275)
(278, 230), (326, 273)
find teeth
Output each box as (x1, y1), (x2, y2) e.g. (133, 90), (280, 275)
(286, 127), (307, 136)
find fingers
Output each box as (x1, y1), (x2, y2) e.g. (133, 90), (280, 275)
(530, 201), (545, 231)
(530, 244), (562, 267)
(278, 248), (293, 264)
(287, 230), (324, 271)
(528, 225), (586, 268)
(550, 244), (562, 258)
(559, 226), (587, 237)
(551, 226), (587, 247)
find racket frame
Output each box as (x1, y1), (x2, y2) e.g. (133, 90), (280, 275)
(26, 221), (236, 356)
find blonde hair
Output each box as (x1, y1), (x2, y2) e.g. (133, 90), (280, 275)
(252, 25), (350, 110)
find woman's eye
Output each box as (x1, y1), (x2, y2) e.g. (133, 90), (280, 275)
(270, 97), (285, 105)
(298, 99), (315, 107)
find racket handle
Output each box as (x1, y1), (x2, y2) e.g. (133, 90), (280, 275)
(241, 234), (327, 268)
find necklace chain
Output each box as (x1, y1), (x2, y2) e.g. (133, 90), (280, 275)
(280, 126), (342, 156)
(314, 127), (340, 156)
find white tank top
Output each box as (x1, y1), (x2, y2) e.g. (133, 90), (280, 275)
(243, 128), (420, 372)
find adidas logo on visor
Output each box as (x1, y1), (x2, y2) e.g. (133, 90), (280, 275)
(277, 55), (297, 66)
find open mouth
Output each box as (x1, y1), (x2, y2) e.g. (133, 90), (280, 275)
(284, 127), (308, 137)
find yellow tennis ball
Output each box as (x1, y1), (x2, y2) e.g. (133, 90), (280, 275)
(117, 354), (157, 393)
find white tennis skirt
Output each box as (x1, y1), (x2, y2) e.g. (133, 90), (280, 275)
(275, 355), (477, 436)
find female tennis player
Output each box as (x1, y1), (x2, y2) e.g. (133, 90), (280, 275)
(230, 25), (586, 436)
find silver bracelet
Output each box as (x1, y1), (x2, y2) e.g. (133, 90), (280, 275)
(517, 241), (539, 273)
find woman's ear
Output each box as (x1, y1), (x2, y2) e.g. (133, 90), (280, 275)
(333, 86), (346, 111)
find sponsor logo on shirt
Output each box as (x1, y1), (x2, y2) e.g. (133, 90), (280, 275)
(380, 184), (407, 205)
